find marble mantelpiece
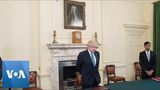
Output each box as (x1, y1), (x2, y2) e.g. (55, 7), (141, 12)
(47, 43), (87, 90)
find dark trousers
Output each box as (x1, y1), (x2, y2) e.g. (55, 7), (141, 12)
(82, 78), (99, 89)
(142, 71), (156, 79)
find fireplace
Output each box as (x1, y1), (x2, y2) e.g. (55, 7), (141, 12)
(59, 60), (77, 90)
(47, 43), (87, 90)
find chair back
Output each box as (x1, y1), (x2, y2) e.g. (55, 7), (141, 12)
(29, 71), (37, 87)
(134, 62), (142, 79)
(134, 62), (141, 74)
(105, 65), (116, 77)
(75, 74), (82, 89)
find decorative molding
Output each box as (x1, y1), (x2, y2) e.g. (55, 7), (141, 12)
(99, 63), (126, 71)
(39, 73), (49, 78)
(102, 57), (123, 64)
(123, 24), (149, 29)
(124, 24), (149, 36)
(47, 43), (87, 49)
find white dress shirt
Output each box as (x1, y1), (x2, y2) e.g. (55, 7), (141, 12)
(88, 50), (96, 66)
(145, 50), (150, 62)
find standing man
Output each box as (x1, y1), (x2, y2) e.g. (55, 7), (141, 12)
(0, 57), (2, 80)
(76, 40), (101, 89)
(139, 41), (156, 79)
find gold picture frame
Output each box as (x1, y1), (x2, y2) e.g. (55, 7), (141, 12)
(64, 0), (86, 30)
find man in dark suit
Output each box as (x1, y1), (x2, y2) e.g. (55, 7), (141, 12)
(76, 40), (101, 89)
(0, 57), (2, 80)
(139, 41), (156, 79)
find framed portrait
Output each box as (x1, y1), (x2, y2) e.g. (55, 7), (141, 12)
(64, 0), (86, 30)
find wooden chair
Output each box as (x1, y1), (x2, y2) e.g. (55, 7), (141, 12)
(75, 74), (82, 89)
(74, 76), (109, 90)
(105, 65), (125, 84)
(23, 71), (42, 90)
(29, 71), (37, 87)
(134, 62), (142, 80)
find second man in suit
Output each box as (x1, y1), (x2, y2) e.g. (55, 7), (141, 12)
(76, 40), (101, 89)
(139, 41), (156, 79)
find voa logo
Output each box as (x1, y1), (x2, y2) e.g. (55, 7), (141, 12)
(6, 70), (26, 79)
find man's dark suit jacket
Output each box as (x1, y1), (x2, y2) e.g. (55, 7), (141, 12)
(139, 51), (156, 79)
(0, 57), (2, 80)
(76, 50), (101, 88)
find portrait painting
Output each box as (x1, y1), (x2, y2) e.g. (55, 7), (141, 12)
(64, 0), (86, 30)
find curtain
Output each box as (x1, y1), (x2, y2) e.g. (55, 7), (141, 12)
(153, 1), (160, 76)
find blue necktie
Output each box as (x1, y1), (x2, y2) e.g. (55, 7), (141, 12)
(91, 53), (96, 66)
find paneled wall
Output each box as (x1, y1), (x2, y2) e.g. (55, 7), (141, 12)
(0, 1), (39, 71)
(101, 1), (153, 83)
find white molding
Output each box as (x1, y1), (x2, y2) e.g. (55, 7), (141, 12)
(123, 24), (149, 29)
(47, 43), (87, 49)
(102, 57), (123, 63)
(99, 64), (126, 70)
(39, 73), (49, 78)
(124, 24), (149, 36)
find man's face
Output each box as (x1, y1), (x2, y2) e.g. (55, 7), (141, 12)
(144, 44), (151, 51)
(71, 5), (77, 14)
(88, 45), (97, 53)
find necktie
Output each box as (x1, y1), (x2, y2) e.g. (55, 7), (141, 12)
(147, 51), (150, 61)
(91, 53), (96, 66)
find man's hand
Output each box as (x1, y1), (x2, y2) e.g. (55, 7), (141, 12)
(76, 74), (82, 85)
(145, 70), (154, 76)
(150, 70), (154, 73)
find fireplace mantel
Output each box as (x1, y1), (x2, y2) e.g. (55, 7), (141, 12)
(47, 43), (87, 49)
(47, 43), (87, 90)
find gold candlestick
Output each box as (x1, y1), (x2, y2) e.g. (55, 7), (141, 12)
(94, 32), (99, 44)
(52, 30), (58, 44)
